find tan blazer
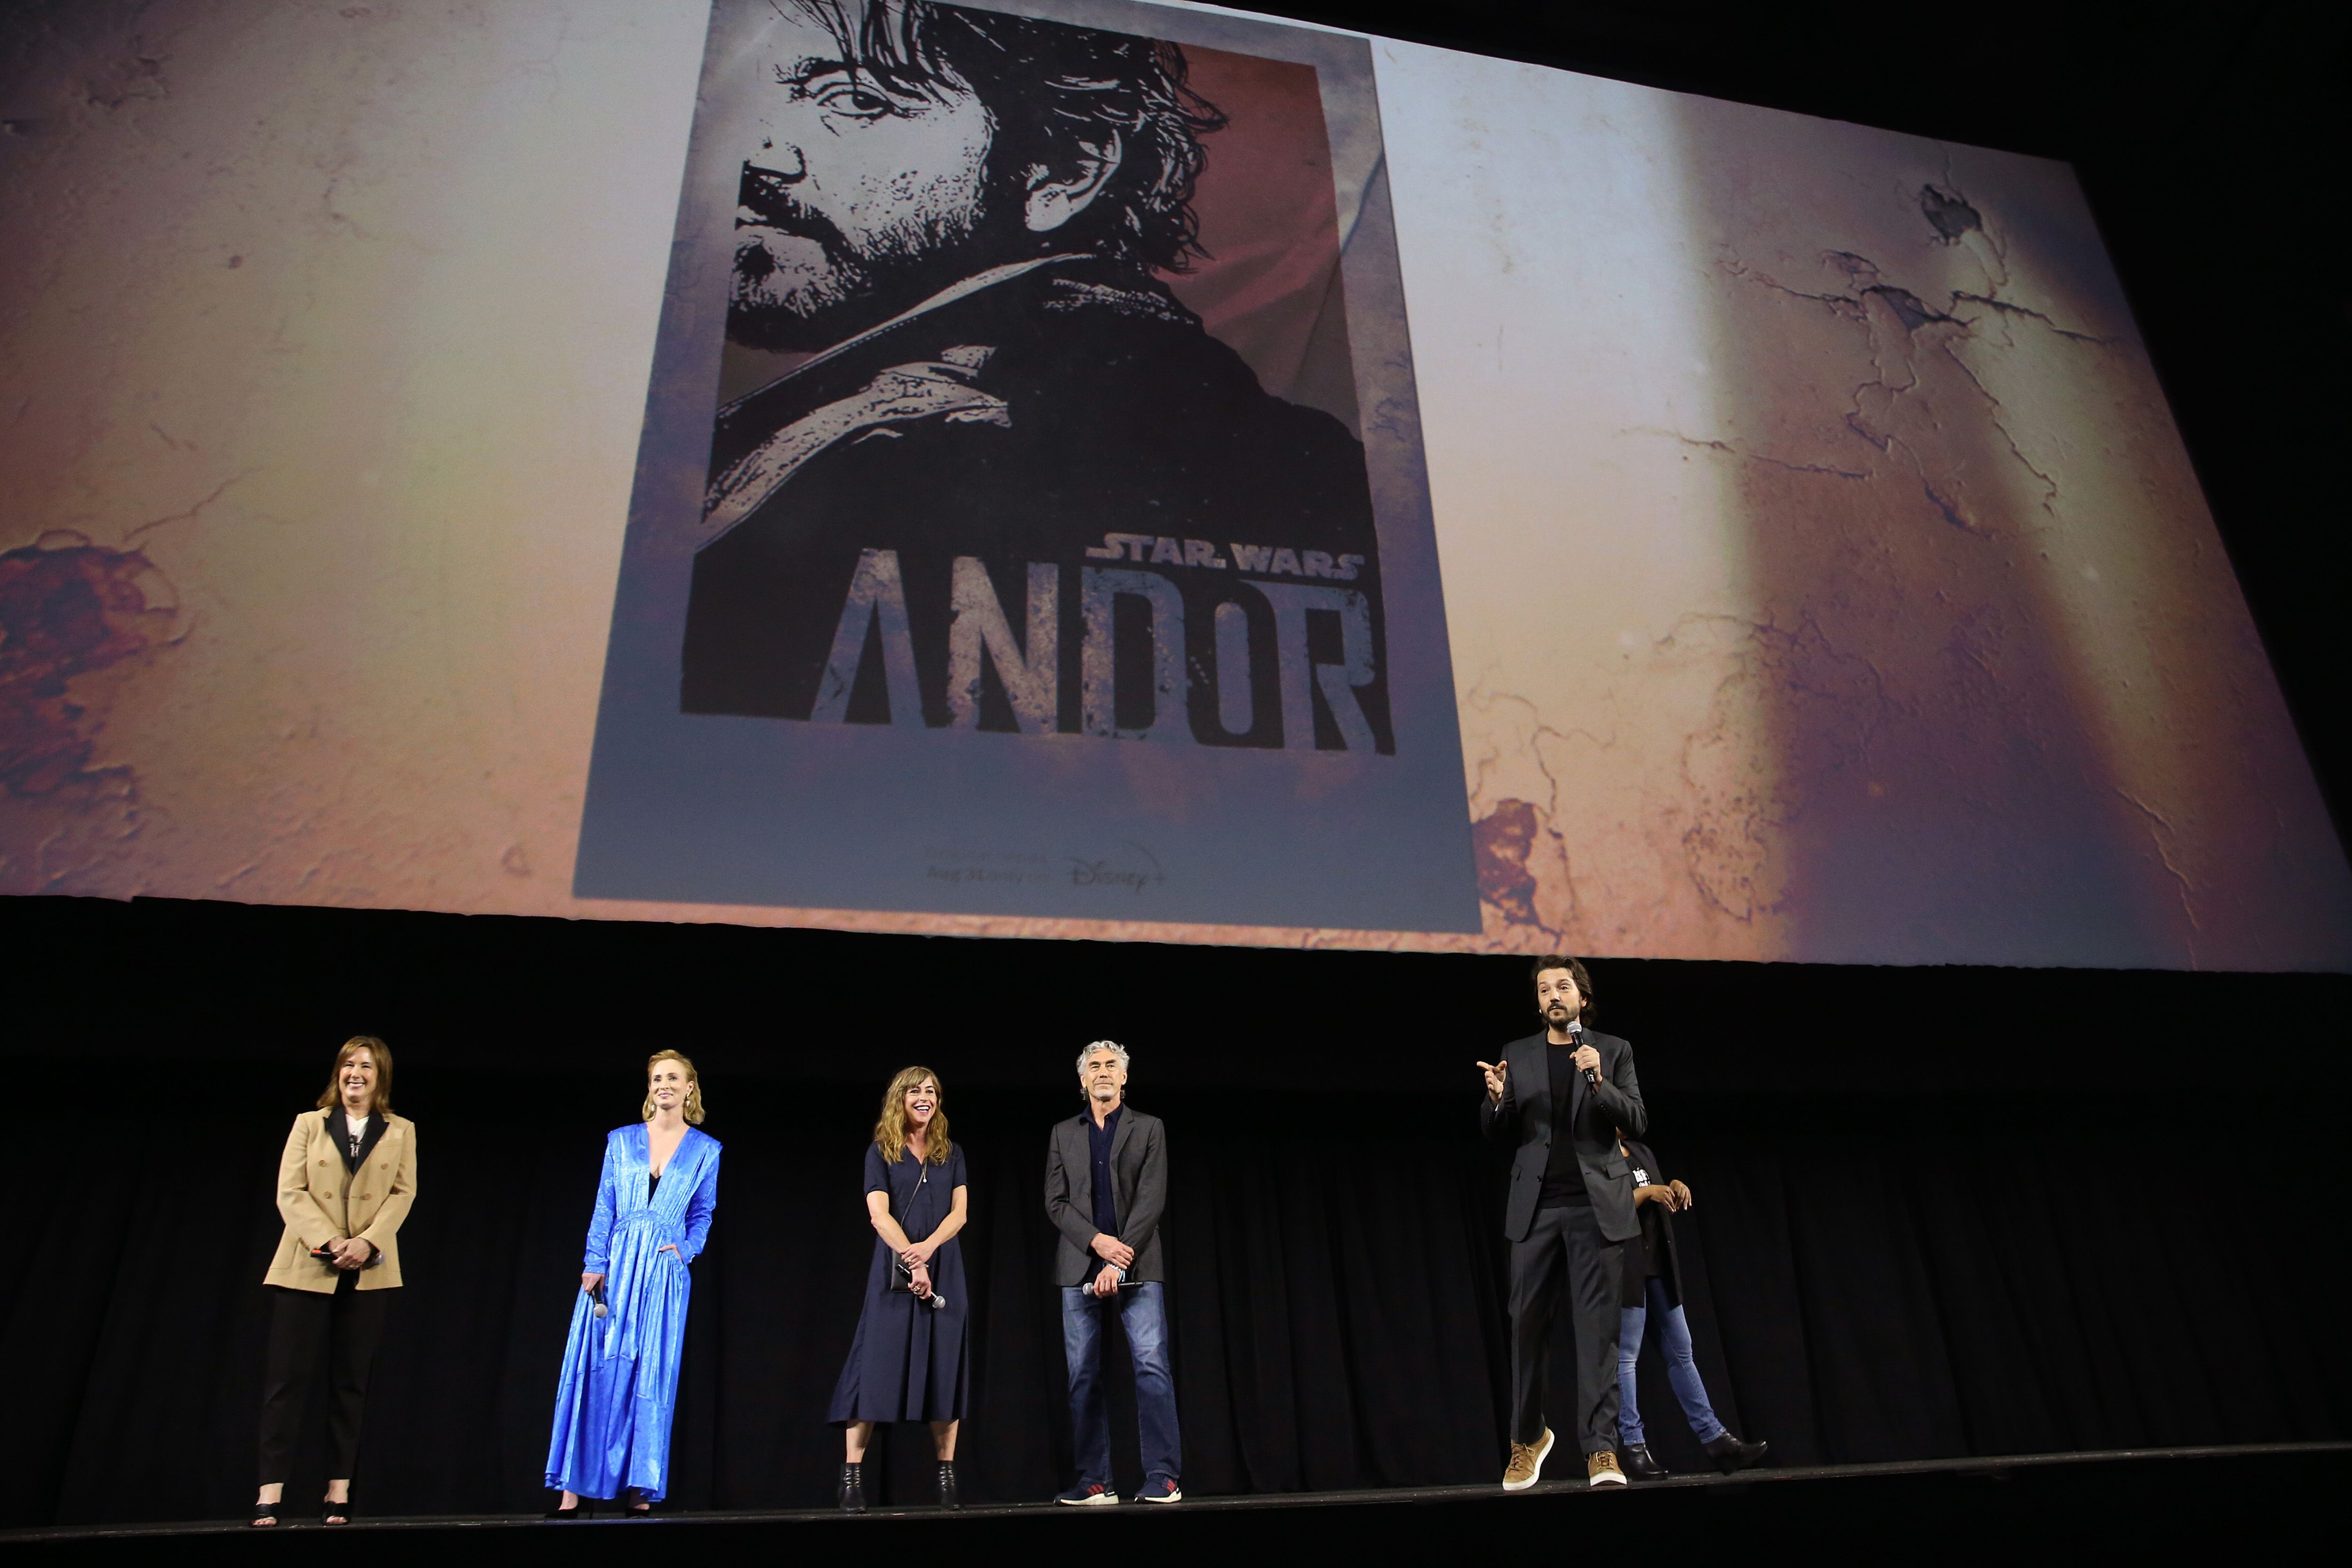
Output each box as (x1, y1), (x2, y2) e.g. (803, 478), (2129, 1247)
(263, 1108), (418, 1292)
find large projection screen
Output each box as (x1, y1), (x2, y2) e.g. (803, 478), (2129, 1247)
(3, 0), (2347, 971)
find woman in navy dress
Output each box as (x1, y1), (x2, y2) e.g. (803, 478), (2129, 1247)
(830, 1065), (970, 1511)
(544, 1050), (720, 1517)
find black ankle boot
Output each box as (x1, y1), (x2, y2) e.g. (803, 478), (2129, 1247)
(937, 1461), (961, 1510)
(1702, 1433), (1769, 1474)
(838, 1462), (868, 1512)
(1621, 1442), (1669, 1480)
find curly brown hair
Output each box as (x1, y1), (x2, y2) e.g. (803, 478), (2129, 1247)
(873, 1064), (953, 1165)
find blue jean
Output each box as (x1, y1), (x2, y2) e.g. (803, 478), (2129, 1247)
(1061, 1282), (1180, 1486)
(1617, 1275), (1726, 1446)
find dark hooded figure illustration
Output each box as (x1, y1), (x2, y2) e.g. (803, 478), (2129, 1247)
(682, 0), (1392, 754)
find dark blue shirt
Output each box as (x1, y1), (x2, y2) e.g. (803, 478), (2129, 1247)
(1087, 1106), (1123, 1240)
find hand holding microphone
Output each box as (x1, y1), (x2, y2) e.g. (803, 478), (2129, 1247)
(1566, 1022), (1601, 1087)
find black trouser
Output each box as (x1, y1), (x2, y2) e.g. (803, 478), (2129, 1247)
(258, 1276), (393, 1485)
(1507, 1203), (1624, 1452)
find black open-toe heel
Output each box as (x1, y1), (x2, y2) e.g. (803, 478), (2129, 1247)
(545, 1495), (591, 1520)
(322, 1494), (354, 1526)
(249, 1500), (281, 1528)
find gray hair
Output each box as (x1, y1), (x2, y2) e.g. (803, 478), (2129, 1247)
(1076, 1040), (1130, 1076)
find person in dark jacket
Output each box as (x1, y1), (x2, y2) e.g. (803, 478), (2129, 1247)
(1478, 956), (1645, 1489)
(1613, 1133), (1766, 1479)
(1043, 1040), (1177, 1504)
(831, 1066), (970, 1512)
(682, 1), (1391, 752)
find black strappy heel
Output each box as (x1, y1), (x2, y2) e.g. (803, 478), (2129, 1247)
(322, 1493), (354, 1525)
(249, 1500), (280, 1528)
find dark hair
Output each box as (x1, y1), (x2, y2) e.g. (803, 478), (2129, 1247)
(791, 0), (1226, 271)
(1529, 955), (1595, 1018)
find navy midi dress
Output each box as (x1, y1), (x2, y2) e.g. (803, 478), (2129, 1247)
(828, 1142), (969, 1424)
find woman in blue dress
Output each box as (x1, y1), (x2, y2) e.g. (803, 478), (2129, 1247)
(544, 1050), (720, 1517)
(830, 1065), (970, 1512)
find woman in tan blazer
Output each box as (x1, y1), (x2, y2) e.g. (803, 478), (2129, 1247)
(251, 1035), (418, 1528)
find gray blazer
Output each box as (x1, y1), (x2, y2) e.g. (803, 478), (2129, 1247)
(1044, 1105), (1168, 1287)
(1480, 1029), (1647, 1244)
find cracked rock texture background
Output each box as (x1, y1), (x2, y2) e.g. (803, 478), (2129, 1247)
(1385, 42), (2352, 969)
(2, 1), (2345, 969)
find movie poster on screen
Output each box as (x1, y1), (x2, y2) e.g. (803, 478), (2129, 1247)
(575, 0), (1479, 931)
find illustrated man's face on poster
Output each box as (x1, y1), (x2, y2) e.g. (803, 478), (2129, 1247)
(580, 0), (1477, 934)
(729, 4), (999, 351)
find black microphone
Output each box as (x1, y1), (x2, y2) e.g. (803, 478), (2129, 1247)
(1567, 1019), (1597, 1087)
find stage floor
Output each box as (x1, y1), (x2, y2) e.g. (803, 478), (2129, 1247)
(10, 1442), (2344, 1561)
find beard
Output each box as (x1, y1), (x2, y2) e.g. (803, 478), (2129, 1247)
(727, 168), (1012, 353)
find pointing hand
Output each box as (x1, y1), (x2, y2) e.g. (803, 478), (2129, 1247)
(1478, 1060), (1510, 1102)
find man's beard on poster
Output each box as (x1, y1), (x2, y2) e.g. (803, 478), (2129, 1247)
(727, 165), (1013, 353)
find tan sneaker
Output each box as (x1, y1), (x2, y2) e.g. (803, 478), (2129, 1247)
(1502, 1426), (1554, 1490)
(1588, 1449), (1628, 1487)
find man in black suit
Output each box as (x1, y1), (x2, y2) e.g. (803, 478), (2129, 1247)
(1044, 1040), (1178, 1505)
(1478, 955), (1646, 1489)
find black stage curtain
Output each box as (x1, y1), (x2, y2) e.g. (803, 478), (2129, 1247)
(0, 897), (2347, 1526)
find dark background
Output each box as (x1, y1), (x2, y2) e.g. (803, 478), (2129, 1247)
(2, 0), (2347, 1532)
(1, 896), (2345, 1526)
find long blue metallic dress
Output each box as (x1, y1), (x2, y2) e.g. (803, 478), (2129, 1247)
(543, 1122), (720, 1501)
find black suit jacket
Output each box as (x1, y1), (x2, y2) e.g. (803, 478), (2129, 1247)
(1044, 1105), (1168, 1287)
(1480, 1028), (1647, 1243)
(1621, 1136), (1684, 1306)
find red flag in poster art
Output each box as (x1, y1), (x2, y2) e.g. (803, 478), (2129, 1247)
(577, 0), (1479, 931)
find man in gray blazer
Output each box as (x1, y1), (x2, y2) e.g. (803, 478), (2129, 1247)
(1044, 1040), (1178, 1505)
(1478, 955), (1646, 1490)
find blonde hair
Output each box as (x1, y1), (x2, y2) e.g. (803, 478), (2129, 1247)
(315, 1036), (392, 1115)
(873, 1065), (952, 1166)
(643, 1050), (706, 1125)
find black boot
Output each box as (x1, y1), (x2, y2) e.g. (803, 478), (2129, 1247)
(838, 1462), (868, 1512)
(937, 1461), (961, 1510)
(1702, 1433), (1769, 1474)
(1621, 1442), (1669, 1480)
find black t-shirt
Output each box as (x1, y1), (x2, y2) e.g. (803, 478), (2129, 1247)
(1537, 1043), (1590, 1207)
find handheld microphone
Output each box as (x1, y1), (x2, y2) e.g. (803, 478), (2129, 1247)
(1568, 1019), (1597, 1087)
(591, 1283), (608, 1319)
